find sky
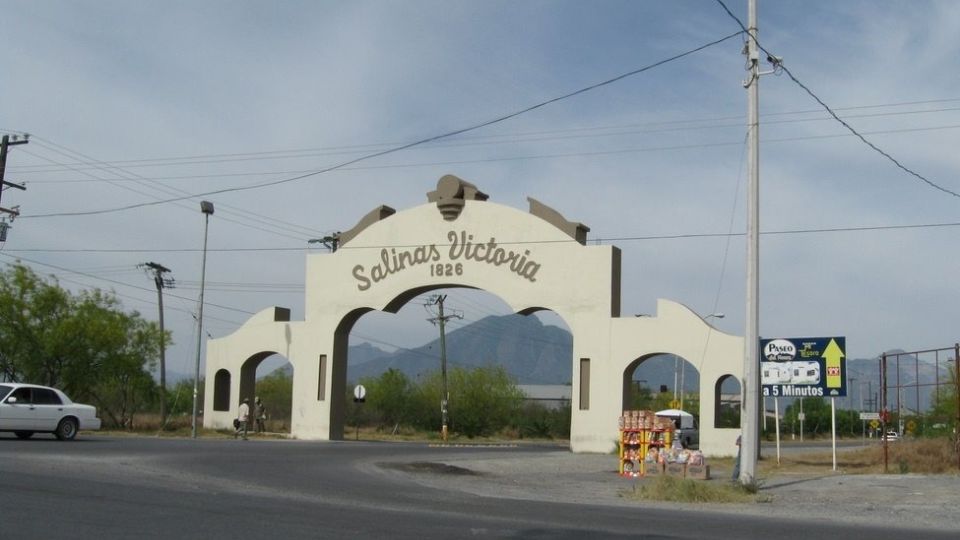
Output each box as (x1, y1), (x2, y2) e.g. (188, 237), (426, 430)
(1, 1), (959, 382)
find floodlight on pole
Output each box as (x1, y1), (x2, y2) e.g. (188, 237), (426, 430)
(192, 200), (214, 439)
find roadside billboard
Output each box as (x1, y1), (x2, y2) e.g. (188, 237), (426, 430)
(760, 336), (846, 398)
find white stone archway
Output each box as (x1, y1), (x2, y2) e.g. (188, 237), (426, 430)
(204, 175), (744, 455)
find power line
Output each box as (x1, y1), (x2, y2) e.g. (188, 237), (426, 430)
(21, 137), (328, 240)
(3, 219), (960, 256)
(19, 31), (744, 219)
(14, 121), (959, 195)
(0, 258), (246, 327)
(0, 252), (255, 316)
(712, 0), (960, 200)
(10, 102), (960, 179)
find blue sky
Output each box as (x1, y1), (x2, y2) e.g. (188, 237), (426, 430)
(2, 1), (958, 379)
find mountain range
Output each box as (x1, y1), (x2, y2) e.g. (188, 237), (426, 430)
(345, 315), (950, 412)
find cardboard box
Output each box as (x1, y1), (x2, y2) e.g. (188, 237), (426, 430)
(665, 463), (686, 477)
(686, 464), (711, 480)
(644, 462), (664, 477)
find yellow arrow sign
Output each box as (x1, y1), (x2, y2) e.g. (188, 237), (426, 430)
(823, 338), (845, 388)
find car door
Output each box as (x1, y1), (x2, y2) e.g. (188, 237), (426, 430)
(0, 387), (35, 430)
(31, 387), (66, 431)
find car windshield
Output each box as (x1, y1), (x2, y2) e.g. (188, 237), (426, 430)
(0, 384), (11, 401)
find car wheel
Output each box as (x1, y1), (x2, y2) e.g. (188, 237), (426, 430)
(55, 418), (79, 441)
(14, 431), (34, 440)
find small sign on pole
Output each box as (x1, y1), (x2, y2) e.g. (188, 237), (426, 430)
(353, 384), (366, 403)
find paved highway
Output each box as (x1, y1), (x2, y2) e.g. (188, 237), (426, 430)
(0, 435), (949, 539)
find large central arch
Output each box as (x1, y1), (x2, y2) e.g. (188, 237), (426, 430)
(204, 175), (744, 454)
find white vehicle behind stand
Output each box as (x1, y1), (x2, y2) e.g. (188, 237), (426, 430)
(655, 408), (699, 449)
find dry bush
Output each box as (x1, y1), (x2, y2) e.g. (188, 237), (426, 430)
(762, 438), (958, 474)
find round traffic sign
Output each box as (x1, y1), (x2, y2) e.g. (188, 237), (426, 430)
(353, 384), (366, 401)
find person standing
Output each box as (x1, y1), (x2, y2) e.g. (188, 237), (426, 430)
(254, 396), (266, 434)
(732, 434), (742, 481)
(235, 398), (250, 440)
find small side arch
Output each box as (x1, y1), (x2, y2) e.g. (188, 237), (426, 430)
(714, 374), (741, 428)
(213, 369), (231, 411)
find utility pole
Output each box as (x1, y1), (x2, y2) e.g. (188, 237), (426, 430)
(740, 0), (761, 486)
(0, 134), (29, 239)
(427, 294), (461, 442)
(138, 262), (174, 425)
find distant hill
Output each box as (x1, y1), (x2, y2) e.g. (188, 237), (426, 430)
(347, 314), (573, 384)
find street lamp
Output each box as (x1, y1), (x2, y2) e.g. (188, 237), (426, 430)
(192, 200), (214, 439)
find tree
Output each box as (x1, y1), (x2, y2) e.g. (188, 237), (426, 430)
(0, 264), (163, 427)
(256, 369), (293, 430)
(361, 368), (414, 431)
(0, 264), (72, 384)
(784, 397), (831, 437)
(447, 365), (525, 437)
(928, 364), (958, 434)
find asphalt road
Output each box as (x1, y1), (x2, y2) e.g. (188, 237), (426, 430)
(0, 434), (952, 539)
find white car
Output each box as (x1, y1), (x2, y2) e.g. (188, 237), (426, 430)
(0, 383), (102, 440)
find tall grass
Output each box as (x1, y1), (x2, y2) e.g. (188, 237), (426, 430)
(624, 476), (768, 504)
(761, 438), (958, 474)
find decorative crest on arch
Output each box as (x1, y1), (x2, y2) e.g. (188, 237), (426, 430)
(427, 174), (489, 221)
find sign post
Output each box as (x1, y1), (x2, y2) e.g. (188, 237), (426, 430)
(761, 336), (847, 470)
(353, 384), (366, 441)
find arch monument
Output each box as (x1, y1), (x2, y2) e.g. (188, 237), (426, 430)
(203, 175), (744, 455)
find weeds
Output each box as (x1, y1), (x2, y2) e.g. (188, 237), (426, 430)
(764, 438), (957, 474)
(624, 476), (769, 504)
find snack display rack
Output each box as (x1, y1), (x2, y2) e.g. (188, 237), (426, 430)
(618, 410), (673, 477)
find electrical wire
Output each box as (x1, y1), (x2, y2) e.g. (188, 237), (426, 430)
(10, 102), (960, 179)
(21, 137), (329, 240)
(712, 0), (960, 200)
(19, 31), (745, 219)
(3, 219), (960, 257)
(0, 252), (255, 316)
(12, 117), (960, 187)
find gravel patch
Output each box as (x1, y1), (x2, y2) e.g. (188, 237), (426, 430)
(381, 448), (960, 531)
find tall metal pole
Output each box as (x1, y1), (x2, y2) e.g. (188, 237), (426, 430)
(192, 201), (214, 438)
(427, 294), (461, 442)
(673, 354), (680, 402)
(436, 295), (450, 442)
(739, 0), (761, 485)
(955, 343), (959, 471)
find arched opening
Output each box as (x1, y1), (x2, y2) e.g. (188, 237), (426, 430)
(255, 353), (294, 433)
(622, 353), (702, 446)
(213, 369), (231, 411)
(714, 374), (741, 428)
(334, 287), (573, 441)
(623, 355), (700, 410)
(237, 351), (294, 433)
